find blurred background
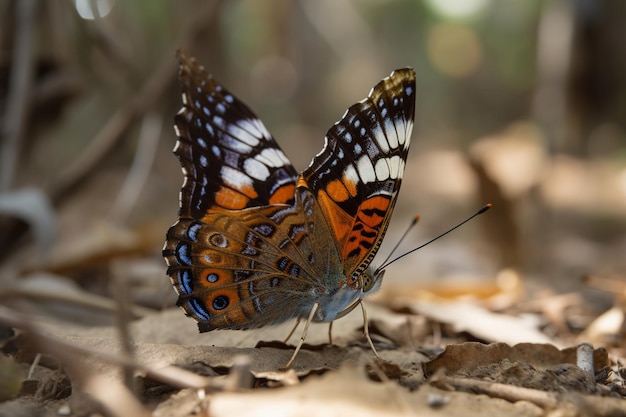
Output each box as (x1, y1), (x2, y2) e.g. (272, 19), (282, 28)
(1, 0), (625, 326)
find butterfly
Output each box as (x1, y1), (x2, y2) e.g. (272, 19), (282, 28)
(163, 50), (415, 366)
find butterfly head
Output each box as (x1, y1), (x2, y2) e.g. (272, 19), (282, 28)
(360, 267), (385, 295)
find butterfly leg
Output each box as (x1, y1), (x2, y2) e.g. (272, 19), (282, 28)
(360, 301), (380, 359)
(282, 302), (319, 369)
(283, 318), (301, 343)
(328, 321), (333, 345)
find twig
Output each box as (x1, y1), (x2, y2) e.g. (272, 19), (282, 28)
(1, 0), (36, 191)
(0, 305), (215, 391)
(0, 305), (149, 417)
(109, 112), (163, 223)
(47, 0), (223, 203)
(439, 376), (626, 416)
(112, 269), (137, 392)
(0, 285), (156, 318)
(0, 1), (224, 258)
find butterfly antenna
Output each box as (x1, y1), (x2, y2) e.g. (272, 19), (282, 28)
(378, 215), (421, 268)
(375, 204), (492, 274)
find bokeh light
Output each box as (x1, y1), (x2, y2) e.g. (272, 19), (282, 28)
(74, 0), (115, 20)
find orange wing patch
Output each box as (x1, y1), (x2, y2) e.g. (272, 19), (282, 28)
(342, 173), (358, 198)
(315, 188), (354, 247)
(356, 195), (390, 228)
(341, 195), (391, 260)
(326, 179), (350, 202)
(268, 183), (296, 205)
(214, 186), (250, 211)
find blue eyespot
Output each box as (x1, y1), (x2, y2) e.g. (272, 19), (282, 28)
(213, 295), (229, 310)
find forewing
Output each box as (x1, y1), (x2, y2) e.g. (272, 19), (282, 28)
(174, 50), (298, 219)
(300, 68), (416, 278)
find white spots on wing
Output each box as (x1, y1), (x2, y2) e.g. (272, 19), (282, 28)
(202, 106), (210, 116)
(405, 85), (414, 96)
(403, 120), (414, 150)
(356, 155), (376, 183)
(244, 157), (270, 180)
(211, 145), (220, 157)
(216, 103), (226, 114)
(224, 94), (234, 103)
(343, 164), (359, 185)
(387, 155), (405, 179)
(255, 147), (288, 167)
(223, 136), (253, 153)
(199, 155), (208, 168)
(213, 116), (225, 129)
(353, 155), (407, 183)
(375, 158), (390, 180)
(372, 124), (390, 152)
(247, 118), (273, 141)
(235, 147), (288, 181)
(227, 122), (260, 146)
(221, 165), (253, 189)
(204, 122), (214, 136)
(397, 120), (413, 150)
(354, 143), (362, 155)
(385, 118), (399, 148)
(196, 137), (208, 149)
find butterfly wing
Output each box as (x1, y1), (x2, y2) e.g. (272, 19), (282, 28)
(165, 59), (415, 332)
(300, 68), (416, 280)
(174, 50), (298, 218)
(165, 52), (342, 330)
(164, 188), (342, 331)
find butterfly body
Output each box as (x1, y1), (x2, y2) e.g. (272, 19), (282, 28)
(164, 51), (415, 334)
